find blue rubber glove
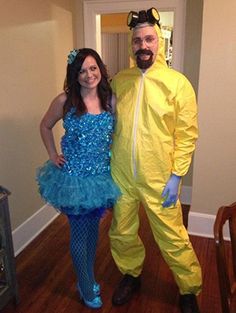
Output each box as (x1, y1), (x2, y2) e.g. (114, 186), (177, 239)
(162, 174), (181, 207)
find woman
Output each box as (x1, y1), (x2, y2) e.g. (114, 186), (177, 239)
(36, 48), (120, 309)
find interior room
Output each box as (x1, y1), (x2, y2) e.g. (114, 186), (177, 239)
(0, 0), (235, 312)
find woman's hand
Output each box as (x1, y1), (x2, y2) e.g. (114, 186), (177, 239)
(50, 153), (66, 168)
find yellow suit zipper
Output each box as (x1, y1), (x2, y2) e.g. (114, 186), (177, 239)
(132, 72), (145, 178)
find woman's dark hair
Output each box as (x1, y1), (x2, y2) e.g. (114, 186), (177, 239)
(63, 48), (112, 116)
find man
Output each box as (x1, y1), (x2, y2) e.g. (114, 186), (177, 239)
(109, 8), (202, 313)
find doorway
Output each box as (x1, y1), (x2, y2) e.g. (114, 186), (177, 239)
(100, 11), (174, 78)
(81, 0), (204, 204)
(83, 0), (186, 71)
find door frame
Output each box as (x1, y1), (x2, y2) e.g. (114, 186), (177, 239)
(82, 0), (186, 71)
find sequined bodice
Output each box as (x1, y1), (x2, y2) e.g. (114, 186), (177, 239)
(61, 110), (114, 177)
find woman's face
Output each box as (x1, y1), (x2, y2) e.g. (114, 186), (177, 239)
(78, 55), (101, 90)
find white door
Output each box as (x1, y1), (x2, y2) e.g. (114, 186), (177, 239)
(83, 0), (186, 72)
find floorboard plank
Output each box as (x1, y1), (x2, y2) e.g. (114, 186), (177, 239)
(1, 206), (222, 313)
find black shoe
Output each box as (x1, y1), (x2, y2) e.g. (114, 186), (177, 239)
(179, 294), (200, 313)
(112, 274), (141, 306)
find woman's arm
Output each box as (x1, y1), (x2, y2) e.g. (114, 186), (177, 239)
(40, 92), (66, 167)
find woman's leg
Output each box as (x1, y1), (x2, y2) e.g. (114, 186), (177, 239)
(86, 214), (100, 287)
(68, 214), (97, 300)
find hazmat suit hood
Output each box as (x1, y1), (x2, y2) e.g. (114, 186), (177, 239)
(128, 23), (168, 70)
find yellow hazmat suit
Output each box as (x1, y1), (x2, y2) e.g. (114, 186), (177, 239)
(109, 23), (202, 295)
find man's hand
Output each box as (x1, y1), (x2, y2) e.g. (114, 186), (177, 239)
(162, 174), (181, 207)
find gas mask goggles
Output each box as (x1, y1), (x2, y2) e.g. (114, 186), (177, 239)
(127, 8), (160, 29)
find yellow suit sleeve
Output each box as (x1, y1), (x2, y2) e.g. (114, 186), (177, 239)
(172, 78), (198, 176)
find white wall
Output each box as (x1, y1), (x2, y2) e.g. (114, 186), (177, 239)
(191, 0), (236, 215)
(3, 0), (236, 254)
(0, 0), (74, 229)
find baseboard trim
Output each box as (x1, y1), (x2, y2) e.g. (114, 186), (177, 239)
(180, 186), (229, 238)
(188, 212), (215, 238)
(188, 211), (229, 239)
(11, 186), (229, 256)
(12, 204), (59, 256)
(12, 208), (221, 256)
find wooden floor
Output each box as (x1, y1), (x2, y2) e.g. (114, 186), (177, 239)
(2, 206), (222, 313)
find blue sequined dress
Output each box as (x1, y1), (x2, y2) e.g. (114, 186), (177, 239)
(36, 109), (121, 216)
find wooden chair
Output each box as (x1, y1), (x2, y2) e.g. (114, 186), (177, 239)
(214, 202), (236, 313)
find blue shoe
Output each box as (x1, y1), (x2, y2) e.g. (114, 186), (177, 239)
(93, 282), (100, 296)
(77, 284), (103, 309)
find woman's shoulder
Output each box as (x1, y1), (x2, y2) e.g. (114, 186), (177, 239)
(44, 92), (67, 121)
(52, 92), (67, 106)
(49, 92), (67, 113)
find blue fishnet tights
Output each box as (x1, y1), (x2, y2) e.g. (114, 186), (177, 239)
(68, 213), (100, 300)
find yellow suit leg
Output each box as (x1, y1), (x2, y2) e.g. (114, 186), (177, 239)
(142, 193), (202, 295)
(109, 192), (145, 277)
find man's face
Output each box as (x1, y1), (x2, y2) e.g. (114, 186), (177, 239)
(132, 25), (158, 70)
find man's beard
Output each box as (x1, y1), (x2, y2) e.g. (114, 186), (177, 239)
(135, 49), (154, 69)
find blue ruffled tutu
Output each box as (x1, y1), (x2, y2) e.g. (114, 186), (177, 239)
(36, 160), (121, 216)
